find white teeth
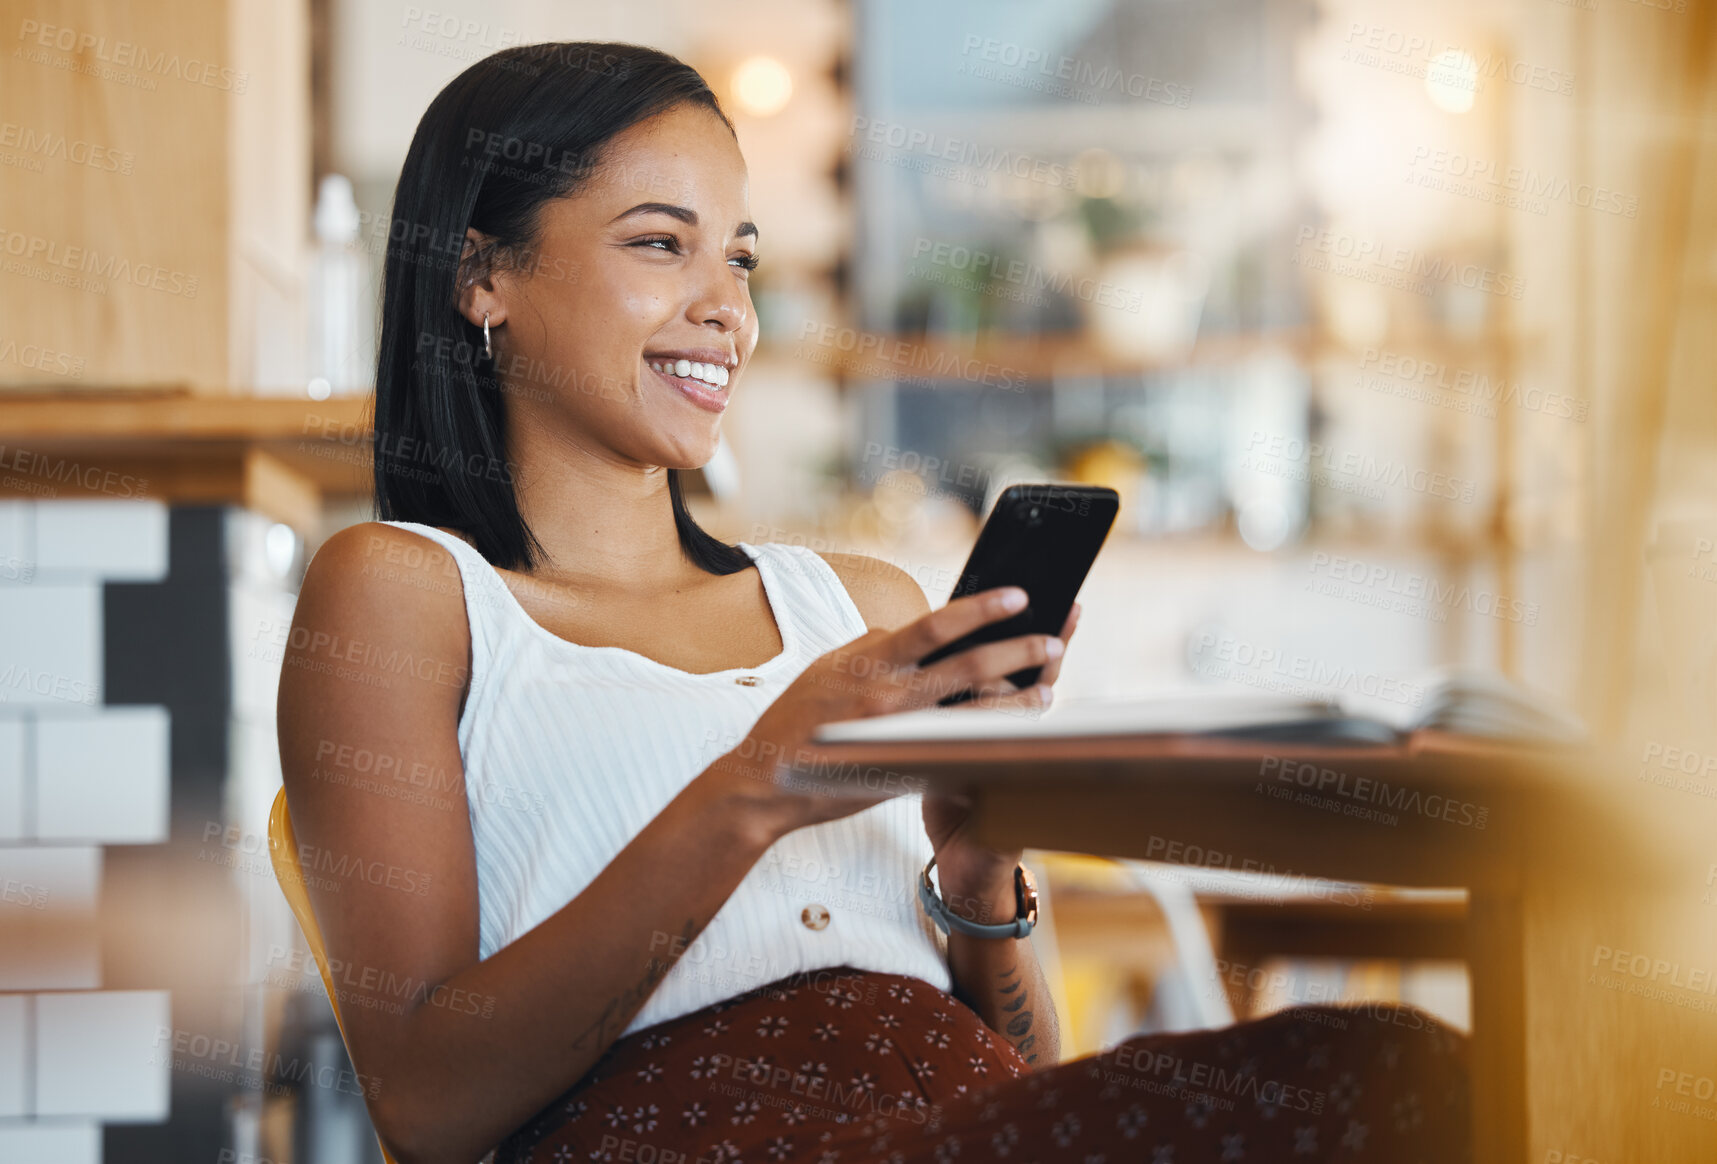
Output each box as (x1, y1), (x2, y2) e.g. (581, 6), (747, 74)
(652, 358), (729, 388)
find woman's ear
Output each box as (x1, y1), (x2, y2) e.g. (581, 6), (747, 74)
(455, 227), (508, 330)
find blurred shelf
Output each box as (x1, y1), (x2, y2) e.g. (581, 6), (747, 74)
(0, 386), (366, 438)
(765, 323), (1533, 384)
(765, 327), (1313, 383)
(0, 388), (372, 531)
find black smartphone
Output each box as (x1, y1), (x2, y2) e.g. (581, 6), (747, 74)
(916, 483), (1119, 706)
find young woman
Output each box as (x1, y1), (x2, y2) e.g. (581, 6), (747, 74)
(276, 42), (1470, 1164)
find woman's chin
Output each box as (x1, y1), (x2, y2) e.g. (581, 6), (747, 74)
(651, 432), (726, 474)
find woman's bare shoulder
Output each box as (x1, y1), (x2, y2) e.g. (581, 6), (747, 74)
(293, 521), (472, 656)
(813, 550), (930, 632)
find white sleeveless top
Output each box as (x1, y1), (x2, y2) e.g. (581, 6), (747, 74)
(375, 522), (953, 1036)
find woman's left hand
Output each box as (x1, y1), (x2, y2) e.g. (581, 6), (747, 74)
(921, 602), (1080, 912)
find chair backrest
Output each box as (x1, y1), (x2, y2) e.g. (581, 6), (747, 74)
(267, 787), (401, 1164)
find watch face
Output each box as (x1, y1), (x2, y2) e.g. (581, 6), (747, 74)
(1017, 865), (1039, 923)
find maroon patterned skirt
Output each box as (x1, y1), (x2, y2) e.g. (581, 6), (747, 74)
(495, 966), (1470, 1163)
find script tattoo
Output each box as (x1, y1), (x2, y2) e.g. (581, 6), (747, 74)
(570, 917), (698, 1051)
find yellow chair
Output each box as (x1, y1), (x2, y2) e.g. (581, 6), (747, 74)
(268, 786), (401, 1164)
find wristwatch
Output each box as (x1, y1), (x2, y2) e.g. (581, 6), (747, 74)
(917, 855), (1038, 939)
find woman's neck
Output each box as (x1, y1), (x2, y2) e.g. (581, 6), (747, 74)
(508, 444), (699, 594)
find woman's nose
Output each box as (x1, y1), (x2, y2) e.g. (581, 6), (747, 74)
(697, 298), (746, 331)
(688, 262), (748, 332)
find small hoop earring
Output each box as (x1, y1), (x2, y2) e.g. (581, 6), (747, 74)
(483, 312), (493, 360)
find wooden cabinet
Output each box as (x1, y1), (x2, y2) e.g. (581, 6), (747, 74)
(0, 0), (310, 392)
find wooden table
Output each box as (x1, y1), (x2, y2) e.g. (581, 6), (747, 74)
(799, 729), (1717, 1163)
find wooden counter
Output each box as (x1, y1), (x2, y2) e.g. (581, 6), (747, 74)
(0, 389), (372, 531)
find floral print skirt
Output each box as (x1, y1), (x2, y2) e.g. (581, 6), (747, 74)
(494, 966), (1470, 1163)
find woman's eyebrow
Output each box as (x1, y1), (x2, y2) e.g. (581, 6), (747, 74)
(609, 202), (760, 240)
(611, 201), (697, 225)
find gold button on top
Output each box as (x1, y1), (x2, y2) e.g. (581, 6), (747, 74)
(734, 675), (761, 687)
(801, 904), (830, 931)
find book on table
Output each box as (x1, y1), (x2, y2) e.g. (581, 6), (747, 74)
(811, 667), (1585, 747)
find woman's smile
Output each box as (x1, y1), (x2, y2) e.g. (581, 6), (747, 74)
(645, 347), (736, 413)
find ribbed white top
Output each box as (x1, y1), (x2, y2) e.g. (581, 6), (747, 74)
(377, 522), (952, 1036)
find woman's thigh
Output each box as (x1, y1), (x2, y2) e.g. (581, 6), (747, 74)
(496, 969), (1469, 1164)
(494, 967), (1026, 1162)
(827, 1002), (1471, 1163)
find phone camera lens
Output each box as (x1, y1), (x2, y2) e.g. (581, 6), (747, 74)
(1011, 499), (1043, 524)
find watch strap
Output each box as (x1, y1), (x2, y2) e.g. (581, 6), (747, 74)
(917, 856), (1035, 939)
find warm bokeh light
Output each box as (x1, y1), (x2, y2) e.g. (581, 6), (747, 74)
(1426, 49), (1479, 114)
(731, 55), (794, 117)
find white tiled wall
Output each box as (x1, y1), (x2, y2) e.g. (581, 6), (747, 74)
(0, 640), (170, 849)
(32, 500), (169, 582)
(0, 719), (23, 841)
(0, 994), (24, 1118)
(35, 992), (171, 1120)
(35, 710), (170, 845)
(0, 1123), (101, 1164)
(0, 499), (176, 1157)
(0, 503), (27, 574)
(0, 585), (101, 710)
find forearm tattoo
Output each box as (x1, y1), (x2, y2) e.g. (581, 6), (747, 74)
(997, 966), (1039, 1065)
(572, 917), (698, 1051)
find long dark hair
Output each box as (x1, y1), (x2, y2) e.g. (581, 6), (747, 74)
(371, 42), (751, 575)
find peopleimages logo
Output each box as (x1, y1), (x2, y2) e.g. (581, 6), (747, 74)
(0, 122), (134, 173)
(202, 821), (435, 897)
(0, 444), (149, 498)
(15, 19), (249, 92)
(0, 336), (84, 378)
(1357, 347), (1587, 422)
(1307, 551), (1540, 626)
(1242, 430), (1478, 503)
(1189, 630), (1425, 708)
(0, 229), (199, 298)
(1140, 834), (1376, 909)
(795, 320), (1028, 391)
(1260, 755), (1490, 828)
(1641, 742), (1717, 780)
(910, 237), (1144, 312)
(957, 34), (1192, 108)
(1405, 146), (1638, 218)
(1293, 226), (1526, 300)
(1591, 944), (1717, 996)
(155, 1028), (380, 1100)
(265, 944), (496, 1019)
(1340, 22), (1573, 97)
(399, 7), (526, 51)
(1107, 1044), (1325, 1113)
(849, 117), (1080, 190)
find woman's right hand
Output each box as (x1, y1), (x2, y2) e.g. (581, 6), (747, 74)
(708, 585), (1065, 839)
